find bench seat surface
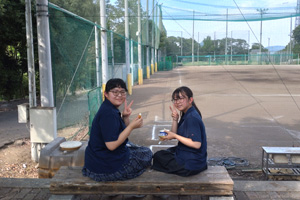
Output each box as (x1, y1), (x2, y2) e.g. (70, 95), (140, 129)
(50, 166), (233, 195)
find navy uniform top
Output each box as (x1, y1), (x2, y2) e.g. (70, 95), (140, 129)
(175, 106), (207, 171)
(84, 99), (129, 174)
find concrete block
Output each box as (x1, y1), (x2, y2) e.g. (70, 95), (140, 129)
(39, 137), (87, 178)
(39, 137), (66, 169)
(72, 141), (87, 166)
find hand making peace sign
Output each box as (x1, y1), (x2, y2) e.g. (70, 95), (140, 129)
(170, 104), (179, 121)
(122, 99), (133, 117)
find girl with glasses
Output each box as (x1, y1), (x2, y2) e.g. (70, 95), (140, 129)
(152, 86), (207, 176)
(82, 78), (152, 181)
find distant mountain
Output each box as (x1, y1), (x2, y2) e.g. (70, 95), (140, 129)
(266, 46), (285, 52)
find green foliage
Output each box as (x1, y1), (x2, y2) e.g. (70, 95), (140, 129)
(164, 35), (250, 58)
(0, 0), (32, 100)
(250, 43), (268, 52)
(293, 25), (300, 44)
(292, 43), (300, 55)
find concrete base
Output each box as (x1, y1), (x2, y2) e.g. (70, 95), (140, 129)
(38, 137), (87, 178)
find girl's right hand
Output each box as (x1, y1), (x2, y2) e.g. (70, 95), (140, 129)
(170, 105), (179, 121)
(129, 116), (143, 129)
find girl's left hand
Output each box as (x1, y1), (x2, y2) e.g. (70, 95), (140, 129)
(122, 99), (133, 117)
(161, 130), (176, 141)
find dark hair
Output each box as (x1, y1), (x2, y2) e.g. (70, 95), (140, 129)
(105, 78), (128, 92)
(172, 86), (202, 118)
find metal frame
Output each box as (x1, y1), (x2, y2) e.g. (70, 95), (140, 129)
(262, 147), (300, 179)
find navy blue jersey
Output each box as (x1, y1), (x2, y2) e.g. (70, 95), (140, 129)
(84, 99), (129, 174)
(175, 106), (207, 170)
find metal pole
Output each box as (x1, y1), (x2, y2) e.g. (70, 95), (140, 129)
(25, 0), (37, 107)
(214, 31), (216, 61)
(138, 0), (142, 84)
(151, 0), (155, 74)
(225, 9), (228, 65)
(192, 10), (194, 64)
(155, 3), (158, 72)
(197, 32), (199, 62)
(111, 32), (114, 73)
(125, 0), (132, 93)
(257, 8), (268, 64)
(125, 0), (130, 75)
(231, 31), (233, 62)
(181, 31), (183, 56)
(268, 37), (270, 63)
(146, 0), (150, 78)
(290, 16), (293, 64)
(100, 0), (108, 88)
(248, 30), (250, 62)
(260, 14), (262, 56)
(95, 25), (100, 87)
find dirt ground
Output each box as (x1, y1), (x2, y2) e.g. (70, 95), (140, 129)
(0, 99), (89, 179)
(0, 138), (39, 178)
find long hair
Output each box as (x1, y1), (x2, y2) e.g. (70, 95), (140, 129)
(172, 86), (202, 118)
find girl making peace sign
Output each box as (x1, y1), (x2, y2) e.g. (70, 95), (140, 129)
(152, 86), (207, 176)
(83, 78), (152, 181)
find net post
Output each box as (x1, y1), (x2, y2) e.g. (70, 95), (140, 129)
(127, 74), (132, 95)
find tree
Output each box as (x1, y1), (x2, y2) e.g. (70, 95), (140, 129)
(164, 36), (181, 56)
(251, 43), (268, 52)
(200, 36), (214, 55)
(293, 25), (300, 44)
(0, 0), (32, 100)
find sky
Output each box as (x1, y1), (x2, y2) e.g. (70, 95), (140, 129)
(155, 0), (298, 47)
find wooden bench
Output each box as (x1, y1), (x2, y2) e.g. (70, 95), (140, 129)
(50, 165), (233, 198)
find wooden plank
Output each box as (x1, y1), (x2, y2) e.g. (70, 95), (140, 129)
(50, 166), (233, 196)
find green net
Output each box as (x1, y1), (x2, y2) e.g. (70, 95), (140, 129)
(178, 53), (295, 66)
(48, 1), (163, 134)
(161, 1), (300, 22)
(87, 87), (102, 133)
(158, 56), (174, 71)
(49, 4), (97, 132)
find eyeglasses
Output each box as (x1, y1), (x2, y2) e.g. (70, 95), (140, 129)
(171, 96), (186, 103)
(109, 90), (126, 96)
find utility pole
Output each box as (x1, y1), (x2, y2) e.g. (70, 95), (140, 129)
(35, 0), (56, 162)
(225, 9), (228, 65)
(197, 32), (199, 62)
(290, 16), (293, 63)
(192, 10), (194, 64)
(100, 0), (108, 92)
(257, 8), (268, 56)
(181, 31), (183, 56)
(231, 31), (233, 62)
